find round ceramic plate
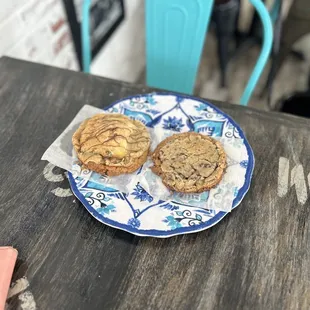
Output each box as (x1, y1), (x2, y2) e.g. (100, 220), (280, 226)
(68, 93), (254, 238)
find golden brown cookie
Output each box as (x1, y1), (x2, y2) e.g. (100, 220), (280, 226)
(151, 132), (226, 193)
(72, 113), (150, 176)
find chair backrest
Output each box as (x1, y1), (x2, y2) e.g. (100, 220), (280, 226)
(145, 0), (214, 95)
(81, 0), (92, 74)
(240, 0), (273, 105)
(81, 0), (273, 106)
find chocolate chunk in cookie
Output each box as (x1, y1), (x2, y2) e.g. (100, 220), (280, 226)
(151, 132), (226, 193)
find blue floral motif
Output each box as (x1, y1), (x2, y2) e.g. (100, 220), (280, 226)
(129, 102), (145, 109)
(108, 106), (119, 113)
(160, 203), (179, 211)
(128, 218), (141, 228)
(97, 204), (116, 215)
(163, 116), (185, 132)
(134, 210), (141, 217)
(129, 97), (146, 109)
(123, 108), (153, 125)
(190, 115), (204, 121)
(131, 184), (153, 202)
(175, 210), (203, 226)
(146, 109), (161, 115)
(193, 120), (225, 136)
(233, 187), (239, 197)
(71, 93), (254, 237)
(107, 192), (126, 200)
(195, 209), (215, 217)
(129, 95), (156, 109)
(163, 215), (182, 229)
(225, 125), (241, 139)
(195, 214), (202, 221)
(84, 191), (108, 209)
(163, 210), (204, 229)
(176, 96), (184, 104)
(145, 94), (156, 105)
(240, 160), (248, 168)
(195, 103), (206, 111)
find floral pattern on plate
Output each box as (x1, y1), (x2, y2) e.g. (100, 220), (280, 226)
(68, 93), (254, 238)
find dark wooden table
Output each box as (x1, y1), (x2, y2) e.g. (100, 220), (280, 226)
(0, 57), (309, 310)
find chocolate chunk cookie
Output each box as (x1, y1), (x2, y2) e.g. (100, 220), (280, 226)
(72, 113), (150, 176)
(151, 132), (226, 193)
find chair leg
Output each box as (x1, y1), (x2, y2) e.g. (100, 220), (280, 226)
(266, 0), (282, 107)
(216, 34), (230, 87)
(81, 0), (92, 73)
(234, 0), (243, 48)
(240, 0), (273, 106)
(213, 0), (240, 88)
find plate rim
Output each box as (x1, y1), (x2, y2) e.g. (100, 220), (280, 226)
(68, 92), (255, 237)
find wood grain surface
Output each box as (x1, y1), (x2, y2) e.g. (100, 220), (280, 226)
(0, 57), (309, 310)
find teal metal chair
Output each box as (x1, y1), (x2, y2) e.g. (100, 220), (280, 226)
(81, 0), (273, 106)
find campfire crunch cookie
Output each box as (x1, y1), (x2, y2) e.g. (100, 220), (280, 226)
(151, 132), (226, 193)
(72, 113), (150, 176)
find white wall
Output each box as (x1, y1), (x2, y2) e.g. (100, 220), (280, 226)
(91, 0), (145, 83)
(0, 0), (145, 84)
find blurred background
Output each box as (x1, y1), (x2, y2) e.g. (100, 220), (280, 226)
(1, 0), (310, 112)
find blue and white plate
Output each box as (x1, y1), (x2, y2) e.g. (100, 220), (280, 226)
(68, 93), (254, 238)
